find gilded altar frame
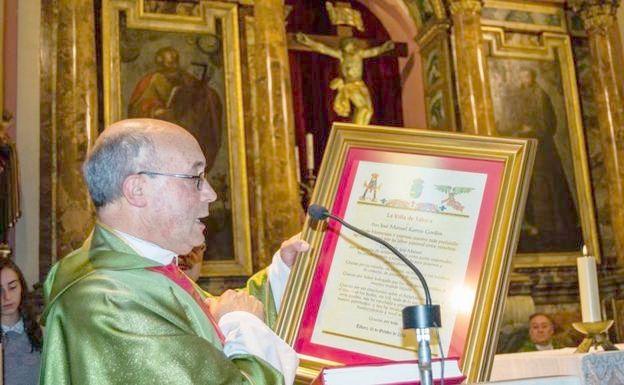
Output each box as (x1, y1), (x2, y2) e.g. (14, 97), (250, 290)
(419, 27), (457, 131)
(277, 122), (536, 383)
(102, 0), (252, 276)
(480, 0), (601, 268)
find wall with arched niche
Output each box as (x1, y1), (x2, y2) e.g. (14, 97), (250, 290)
(356, 0), (427, 128)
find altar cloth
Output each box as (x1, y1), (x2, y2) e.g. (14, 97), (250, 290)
(489, 344), (624, 384)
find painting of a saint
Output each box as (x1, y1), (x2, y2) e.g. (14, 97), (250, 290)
(490, 60), (583, 253)
(128, 46), (223, 174)
(120, 18), (232, 262)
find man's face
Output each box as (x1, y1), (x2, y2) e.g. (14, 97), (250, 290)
(143, 131), (217, 255)
(161, 51), (180, 70)
(529, 315), (554, 345)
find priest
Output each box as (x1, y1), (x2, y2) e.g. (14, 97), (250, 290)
(39, 118), (307, 385)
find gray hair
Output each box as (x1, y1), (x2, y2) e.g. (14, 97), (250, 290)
(83, 128), (156, 208)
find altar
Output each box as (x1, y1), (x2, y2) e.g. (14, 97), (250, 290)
(474, 376), (579, 385)
(489, 345), (624, 385)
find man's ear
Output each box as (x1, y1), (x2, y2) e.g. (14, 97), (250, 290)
(122, 174), (148, 207)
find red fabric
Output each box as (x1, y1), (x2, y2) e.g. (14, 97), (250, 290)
(128, 72), (156, 105)
(287, 0), (404, 175)
(148, 263), (226, 344)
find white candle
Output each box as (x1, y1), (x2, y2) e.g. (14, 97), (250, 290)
(306, 133), (314, 171)
(577, 251), (601, 323)
(294, 146), (301, 183)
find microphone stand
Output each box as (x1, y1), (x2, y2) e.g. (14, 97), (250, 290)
(322, 212), (441, 385)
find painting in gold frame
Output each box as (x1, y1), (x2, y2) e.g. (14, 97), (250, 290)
(482, 24), (601, 268)
(102, 0), (252, 276)
(276, 123), (536, 383)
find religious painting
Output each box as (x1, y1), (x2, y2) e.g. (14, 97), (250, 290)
(483, 28), (600, 267)
(102, 0), (253, 276)
(277, 122), (536, 383)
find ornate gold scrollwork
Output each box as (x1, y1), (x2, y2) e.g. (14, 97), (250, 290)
(447, 0), (482, 15)
(570, 0), (621, 32)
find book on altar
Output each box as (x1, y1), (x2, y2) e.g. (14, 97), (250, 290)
(311, 358), (465, 385)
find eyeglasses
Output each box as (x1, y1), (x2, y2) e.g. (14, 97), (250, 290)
(137, 170), (206, 191)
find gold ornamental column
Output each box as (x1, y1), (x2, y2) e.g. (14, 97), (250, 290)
(252, 0), (302, 261)
(572, 0), (624, 262)
(447, 0), (497, 136)
(41, 0), (97, 271)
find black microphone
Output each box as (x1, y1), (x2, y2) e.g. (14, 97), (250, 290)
(308, 204), (330, 221)
(307, 204), (442, 385)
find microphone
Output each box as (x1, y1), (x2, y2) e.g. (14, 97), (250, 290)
(308, 204), (330, 221)
(307, 204), (442, 385)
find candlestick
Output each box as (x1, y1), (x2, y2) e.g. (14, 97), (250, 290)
(294, 146), (301, 184)
(577, 251), (601, 323)
(306, 133), (314, 171)
(572, 320), (618, 353)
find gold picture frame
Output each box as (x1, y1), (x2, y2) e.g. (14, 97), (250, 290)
(482, 24), (601, 268)
(102, 0), (252, 276)
(277, 122), (536, 383)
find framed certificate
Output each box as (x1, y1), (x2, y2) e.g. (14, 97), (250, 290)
(276, 123), (536, 383)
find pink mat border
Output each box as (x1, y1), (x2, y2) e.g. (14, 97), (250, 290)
(295, 147), (505, 365)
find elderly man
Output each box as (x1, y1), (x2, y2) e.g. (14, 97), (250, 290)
(519, 313), (561, 352)
(39, 119), (308, 385)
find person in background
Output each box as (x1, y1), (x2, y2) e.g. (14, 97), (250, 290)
(520, 313), (561, 351)
(179, 243), (206, 282)
(1, 258), (42, 385)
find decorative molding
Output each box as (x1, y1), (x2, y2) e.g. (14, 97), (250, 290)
(570, 0), (620, 32)
(416, 19), (451, 46)
(481, 0), (567, 33)
(448, 0), (483, 15)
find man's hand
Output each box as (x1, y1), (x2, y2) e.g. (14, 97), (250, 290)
(208, 290), (265, 323)
(279, 233), (310, 268)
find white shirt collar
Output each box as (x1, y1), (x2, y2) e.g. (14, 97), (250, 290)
(535, 342), (553, 351)
(1, 318), (25, 334)
(113, 229), (178, 266)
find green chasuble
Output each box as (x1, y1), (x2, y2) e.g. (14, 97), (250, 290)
(40, 224), (284, 385)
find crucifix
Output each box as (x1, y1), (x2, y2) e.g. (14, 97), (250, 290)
(287, 1), (408, 126)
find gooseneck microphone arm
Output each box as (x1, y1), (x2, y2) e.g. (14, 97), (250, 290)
(307, 204), (443, 385)
(323, 211), (432, 306)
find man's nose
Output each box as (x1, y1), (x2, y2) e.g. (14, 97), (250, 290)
(201, 181), (217, 202)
